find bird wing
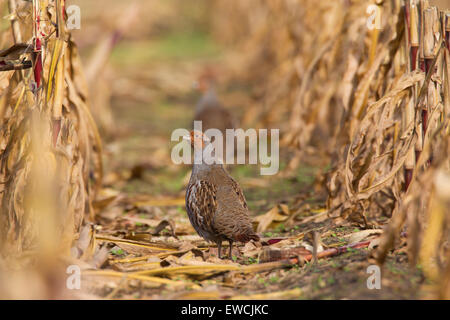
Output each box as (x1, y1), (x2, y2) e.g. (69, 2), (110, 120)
(228, 176), (248, 210)
(212, 176), (258, 242)
(185, 180), (218, 235)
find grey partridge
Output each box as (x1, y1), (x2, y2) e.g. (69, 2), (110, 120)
(193, 70), (237, 150)
(185, 131), (259, 259)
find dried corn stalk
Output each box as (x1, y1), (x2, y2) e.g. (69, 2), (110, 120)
(211, 0), (450, 297)
(0, 0), (102, 256)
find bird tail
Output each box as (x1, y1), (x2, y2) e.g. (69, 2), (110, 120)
(236, 232), (260, 243)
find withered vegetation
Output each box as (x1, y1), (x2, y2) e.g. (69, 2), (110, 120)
(0, 0), (449, 300)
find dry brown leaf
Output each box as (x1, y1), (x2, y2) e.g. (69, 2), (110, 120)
(346, 229), (383, 244)
(253, 204), (291, 233)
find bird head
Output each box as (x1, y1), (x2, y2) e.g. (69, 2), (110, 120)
(193, 67), (217, 93)
(183, 130), (210, 149)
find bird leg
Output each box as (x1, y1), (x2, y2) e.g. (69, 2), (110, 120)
(228, 240), (233, 260)
(217, 241), (222, 259)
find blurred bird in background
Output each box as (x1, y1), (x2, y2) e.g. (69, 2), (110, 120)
(192, 67), (238, 164)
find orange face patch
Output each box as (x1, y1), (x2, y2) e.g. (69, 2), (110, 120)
(196, 68), (217, 93)
(190, 130), (206, 149)
(197, 78), (209, 93)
